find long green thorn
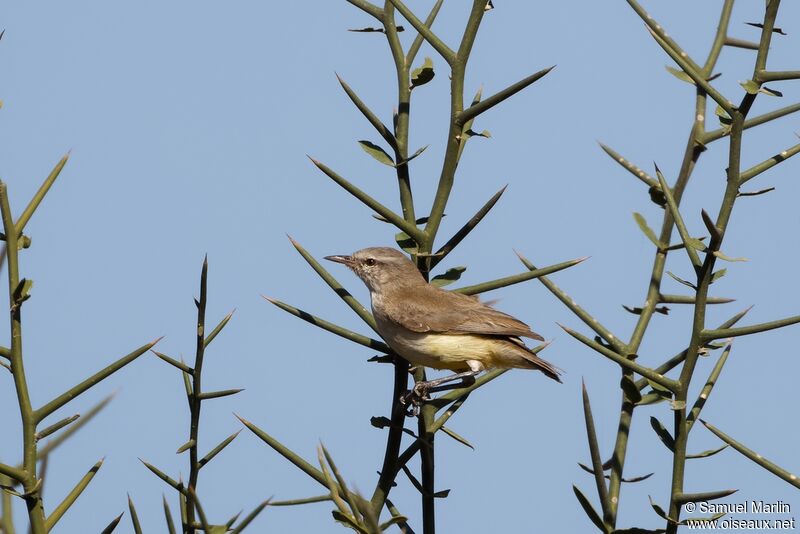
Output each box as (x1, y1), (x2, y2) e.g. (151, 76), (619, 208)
(655, 163), (702, 269)
(139, 459), (188, 496)
(659, 294), (735, 305)
(581, 380), (611, 524)
(702, 313), (800, 340)
(36, 337), (162, 423)
(598, 142), (657, 188)
(635, 305), (752, 390)
(517, 251), (624, 351)
(431, 185), (507, 268)
(405, 0), (445, 66)
(15, 153), (69, 235)
(100, 512), (124, 534)
(385, 0), (455, 64)
(204, 309), (235, 347)
(270, 495), (332, 507)
(236, 414), (327, 488)
(336, 74), (397, 151)
(35, 414), (80, 442)
(230, 498), (272, 533)
(264, 296), (389, 352)
(163, 494), (177, 534)
(38, 392), (116, 457)
(308, 157), (425, 242)
(128, 494), (142, 534)
(701, 420), (800, 489)
(44, 458), (104, 531)
(288, 235), (377, 332)
(456, 255), (588, 296)
(457, 66), (555, 124)
(686, 343), (732, 431)
(560, 324), (677, 391)
(740, 142), (800, 184)
(198, 429), (242, 469)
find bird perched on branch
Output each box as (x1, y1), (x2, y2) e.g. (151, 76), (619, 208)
(325, 247), (561, 408)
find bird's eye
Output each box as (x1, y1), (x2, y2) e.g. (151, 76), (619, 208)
(365, 258), (377, 266)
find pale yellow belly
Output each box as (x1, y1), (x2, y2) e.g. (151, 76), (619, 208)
(375, 316), (525, 372)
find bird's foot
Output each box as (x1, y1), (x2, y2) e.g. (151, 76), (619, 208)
(399, 371), (482, 416)
(399, 381), (432, 417)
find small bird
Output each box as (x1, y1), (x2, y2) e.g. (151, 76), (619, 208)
(325, 247), (561, 403)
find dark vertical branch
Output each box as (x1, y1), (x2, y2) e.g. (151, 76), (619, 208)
(417, 390), (436, 534)
(370, 356), (409, 511)
(186, 257), (208, 533)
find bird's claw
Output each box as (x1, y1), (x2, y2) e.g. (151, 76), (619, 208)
(399, 381), (432, 416)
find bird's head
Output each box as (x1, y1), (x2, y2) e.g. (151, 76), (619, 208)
(325, 247), (425, 293)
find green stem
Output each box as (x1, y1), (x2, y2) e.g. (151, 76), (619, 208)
(702, 0), (735, 75)
(365, 4), (438, 522)
(345, 0), (383, 20)
(385, 0), (455, 64)
(406, 0), (443, 66)
(0, 183), (46, 533)
(666, 104), (746, 534)
(611, 117), (704, 530)
(423, 0), (487, 249)
(383, 3), (416, 225)
(628, 98), (705, 348)
(0, 475), (15, 534)
(753, 1), (779, 75)
(757, 70), (800, 82)
(607, 3), (736, 525)
(702, 102), (800, 144)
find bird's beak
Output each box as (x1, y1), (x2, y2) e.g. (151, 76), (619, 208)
(324, 255), (355, 267)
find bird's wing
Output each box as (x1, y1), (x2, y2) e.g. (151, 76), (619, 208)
(390, 287), (544, 341)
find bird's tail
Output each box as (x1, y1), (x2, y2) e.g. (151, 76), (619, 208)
(523, 351), (562, 383)
(506, 337), (562, 382)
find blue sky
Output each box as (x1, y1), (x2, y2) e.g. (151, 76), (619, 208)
(0, 1), (799, 532)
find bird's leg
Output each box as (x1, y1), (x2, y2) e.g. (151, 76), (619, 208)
(419, 370), (479, 392)
(400, 370), (480, 414)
